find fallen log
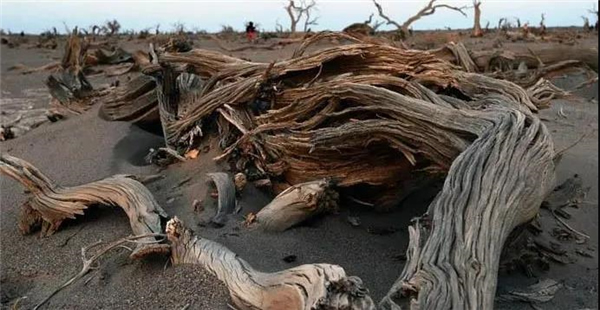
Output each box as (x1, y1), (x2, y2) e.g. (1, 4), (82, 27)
(127, 33), (564, 212)
(167, 217), (375, 310)
(434, 42), (598, 85)
(0, 154), (168, 258)
(138, 34), (559, 309)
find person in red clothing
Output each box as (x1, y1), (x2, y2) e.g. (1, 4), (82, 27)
(246, 21), (257, 43)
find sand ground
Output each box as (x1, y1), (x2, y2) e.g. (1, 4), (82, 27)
(0, 34), (597, 309)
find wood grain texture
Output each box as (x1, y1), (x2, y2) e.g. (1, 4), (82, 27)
(0, 154), (167, 257)
(379, 108), (555, 310)
(167, 217), (375, 310)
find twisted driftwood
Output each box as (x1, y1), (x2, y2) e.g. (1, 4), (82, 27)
(88, 33), (560, 309)
(94, 32), (562, 211)
(0, 154), (168, 258)
(434, 42), (598, 87)
(379, 108), (555, 309)
(1, 154), (377, 309)
(167, 217), (375, 310)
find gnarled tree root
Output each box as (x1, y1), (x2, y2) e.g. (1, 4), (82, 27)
(167, 217), (375, 310)
(0, 154), (168, 258)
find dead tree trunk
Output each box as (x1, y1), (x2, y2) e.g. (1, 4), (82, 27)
(143, 50), (204, 151)
(379, 109), (555, 309)
(472, 1), (483, 37)
(98, 74), (159, 125)
(583, 16), (591, 31)
(45, 27), (93, 113)
(167, 217), (376, 310)
(539, 13), (547, 35)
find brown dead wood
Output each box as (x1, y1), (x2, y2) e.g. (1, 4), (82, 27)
(134, 34), (558, 309)
(45, 28), (94, 113)
(98, 74), (158, 124)
(3, 31), (571, 309)
(432, 42), (598, 87)
(106, 34), (563, 210)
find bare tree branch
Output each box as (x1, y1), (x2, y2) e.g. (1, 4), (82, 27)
(372, 0), (468, 37)
(285, 0), (318, 33)
(364, 13), (374, 25)
(372, 0), (402, 29)
(303, 2), (319, 32)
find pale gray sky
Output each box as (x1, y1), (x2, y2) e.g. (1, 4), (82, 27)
(1, 0), (597, 34)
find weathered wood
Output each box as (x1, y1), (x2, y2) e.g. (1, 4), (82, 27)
(253, 179), (337, 231)
(94, 47), (133, 65)
(98, 74), (159, 124)
(0, 154), (167, 257)
(379, 109), (555, 309)
(45, 28), (94, 112)
(206, 172), (236, 226)
(432, 43), (598, 87)
(167, 217), (375, 310)
(472, 1), (483, 37)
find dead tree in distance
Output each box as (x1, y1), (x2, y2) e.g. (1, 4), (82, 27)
(539, 13), (546, 35)
(472, 0), (483, 37)
(589, 4), (598, 31)
(582, 16), (591, 31)
(104, 19), (121, 36)
(285, 0), (318, 33)
(373, 0), (468, 39)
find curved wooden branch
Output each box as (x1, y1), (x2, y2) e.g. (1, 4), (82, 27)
(0, 154), (168, 257)
(167, 217), (375, 310)
(399, 0), (468, 33)
(206, 172), (236, 226)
